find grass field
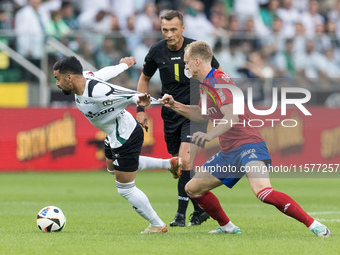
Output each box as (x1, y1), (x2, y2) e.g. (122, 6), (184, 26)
(0, 170), (339, 255)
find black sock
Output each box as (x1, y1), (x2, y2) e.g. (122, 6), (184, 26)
(177, 170), (191, 215)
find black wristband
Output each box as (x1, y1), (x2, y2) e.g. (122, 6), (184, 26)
(136, 106), (145, 113)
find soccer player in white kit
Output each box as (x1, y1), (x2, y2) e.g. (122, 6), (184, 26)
(53, 56), (181, 234)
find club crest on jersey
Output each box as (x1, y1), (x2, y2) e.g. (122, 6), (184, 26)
(103, 100), (113, 106)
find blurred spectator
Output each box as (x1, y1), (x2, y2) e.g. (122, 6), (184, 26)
(327, 0), (340, 39)
(292, 21), (307, 54)
(122, 15), (142, 52)
(227, 15), (241, 38)
(294, 39), (328, 88)
(0, 1), (13, 30)
(156, 0), (181, 12)
(46, 10), (71, 38)
(273, 38), (296, 77)
(260, 0), (280, 29)
(300, 0), (324, 37)
(209, 2), (229, 38)
(239, 50), (274, 102)
(233, 0), (260, 24)
(183, 0), (215, 44)
(233, 0), (269, 36)
(240, 17), (261, 50)
(321, 48), (340, 83)
(14, 0), (50, 63)
(262, 16), (285, 55)
(277, 0), (300, 38)
(95, 36), (122, 68)
(134, 3), (158, 34)
(292, 0), (309, 13)
(214, 38), (246, 79)
(111, 0), (136, 31)
(60, 1), (79, 30)
(313, 23), (331, 53)
(78, 9), (113, 34)
(131, 36), (162, 90)
(80, 0), (110, 13)
(325, 20), (340, 63)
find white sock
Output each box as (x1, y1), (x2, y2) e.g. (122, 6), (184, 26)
(308, 220), (319, 230)
(116, 180), (165, 227)
(138, 156), (171, 171)
(220, 221), (236, 232)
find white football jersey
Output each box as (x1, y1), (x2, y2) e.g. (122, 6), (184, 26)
(75, 64), (141, 148)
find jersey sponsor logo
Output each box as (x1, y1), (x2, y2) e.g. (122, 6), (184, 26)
(86, 71), (95, 77)
(83, 107), (115, 118)
(207, 107), (217, 115)
(240, 149), (256, 158)
(113, 159), (119, 166)
(171, 57), (181, 60)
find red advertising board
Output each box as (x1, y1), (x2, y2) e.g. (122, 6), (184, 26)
(1, 106), (340, 171)
(0, 106), (168, 171)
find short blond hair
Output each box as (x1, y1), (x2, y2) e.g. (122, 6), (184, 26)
(185, 41), (213, 64)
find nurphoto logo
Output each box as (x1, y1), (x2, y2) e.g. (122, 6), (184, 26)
(200, 85), (312, 128)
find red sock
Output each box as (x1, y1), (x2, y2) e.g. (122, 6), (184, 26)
(190, 191), (230, 226)
(257, 187), (314, 227)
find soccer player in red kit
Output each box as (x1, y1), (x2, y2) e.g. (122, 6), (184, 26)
(159, 41), (331, 237)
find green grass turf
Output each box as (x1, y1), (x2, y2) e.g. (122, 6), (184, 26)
(0, 170), (339, 255)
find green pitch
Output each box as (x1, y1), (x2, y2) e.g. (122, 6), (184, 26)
(0, 171), (339, 255)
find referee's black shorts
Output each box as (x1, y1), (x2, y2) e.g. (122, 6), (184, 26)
(104, 124), (144, 172)
(163, 116), (208, 155)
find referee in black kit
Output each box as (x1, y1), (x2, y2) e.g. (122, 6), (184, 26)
(136, 10), (222, 227)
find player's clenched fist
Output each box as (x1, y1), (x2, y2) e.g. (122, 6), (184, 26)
(158, 94), (174, 107)
(119, 57), (137, 68)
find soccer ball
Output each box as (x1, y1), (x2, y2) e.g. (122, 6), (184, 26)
(37, 206), (66, 232)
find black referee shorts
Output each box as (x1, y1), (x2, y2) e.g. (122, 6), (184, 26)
(164, 117), (208, 155)
(104, 124), (144, 172)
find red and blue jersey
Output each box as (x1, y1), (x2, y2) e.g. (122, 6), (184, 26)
(199, 68), (264, 153)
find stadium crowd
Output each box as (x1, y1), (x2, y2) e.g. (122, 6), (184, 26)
(1, 0), (340, 101)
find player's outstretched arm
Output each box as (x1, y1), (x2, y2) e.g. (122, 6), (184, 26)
(94, 57), (137, 81)
(158, 94), (207, 123)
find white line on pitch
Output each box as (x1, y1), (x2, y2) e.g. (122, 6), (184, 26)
(308, 211), (340, 215)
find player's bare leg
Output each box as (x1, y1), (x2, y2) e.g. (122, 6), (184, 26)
(106, 156), (182, 178)
(114, 170), (167, 234)
(185, 168), (241, 234)
(246, 161), (331, 237)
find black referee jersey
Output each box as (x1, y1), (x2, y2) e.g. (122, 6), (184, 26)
(142, 37), (220, 122)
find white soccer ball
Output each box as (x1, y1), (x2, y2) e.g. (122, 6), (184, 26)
(37, 206), (66, 232)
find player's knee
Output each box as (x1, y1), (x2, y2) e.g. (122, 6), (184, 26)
(185, 182), (203, 197)
(115, 180), (135, 199)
